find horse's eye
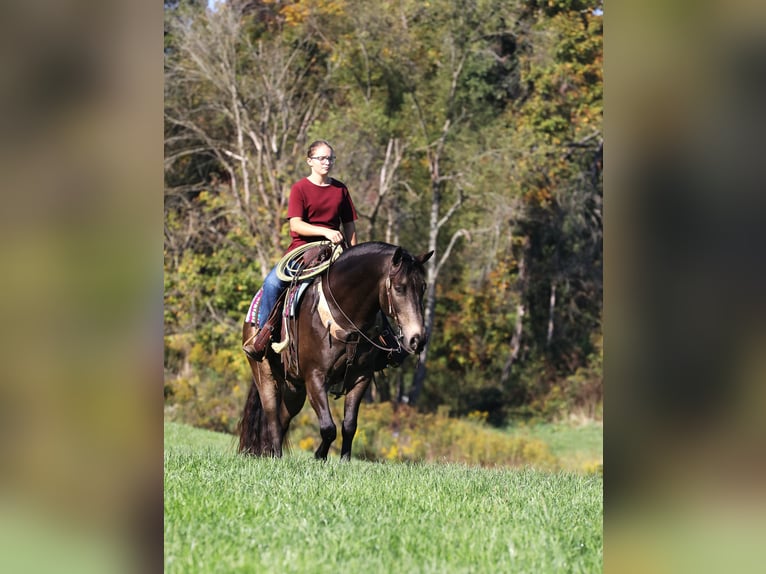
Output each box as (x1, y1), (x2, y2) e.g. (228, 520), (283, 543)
(394, 285), (405, 294)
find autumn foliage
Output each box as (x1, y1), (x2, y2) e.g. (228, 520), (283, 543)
(164, 0), (602, 429)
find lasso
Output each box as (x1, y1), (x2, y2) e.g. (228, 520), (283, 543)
(275, 240), (344, 282)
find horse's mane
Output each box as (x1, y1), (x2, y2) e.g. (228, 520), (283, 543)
(333, 241), (422, 273)
(340, 241), (396, 259)
(326, 242), (390, 276)
(346, 241), (430, 262)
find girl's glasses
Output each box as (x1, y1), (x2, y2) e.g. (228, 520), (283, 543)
(310, 156), (336, 163)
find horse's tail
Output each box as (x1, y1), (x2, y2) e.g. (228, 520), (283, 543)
(237, 377), (265, 455)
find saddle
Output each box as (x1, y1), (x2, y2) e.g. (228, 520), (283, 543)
(243, 243), (336, 363)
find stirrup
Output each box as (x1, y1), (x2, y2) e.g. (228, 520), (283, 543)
(271, 335), (289, 354)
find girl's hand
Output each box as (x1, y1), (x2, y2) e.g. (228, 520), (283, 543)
(325, 229), (344, 244)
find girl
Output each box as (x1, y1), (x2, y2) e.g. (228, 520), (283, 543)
(243, 140), (358, 360)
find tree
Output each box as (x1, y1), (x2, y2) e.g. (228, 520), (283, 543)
(165, 3), (336, 276)
(163, 0), (604, 428)
(500, 0), (603, 381)
(393, 0), (524, 403)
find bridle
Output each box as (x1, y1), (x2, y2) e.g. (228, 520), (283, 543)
(322, 261), (407, 354)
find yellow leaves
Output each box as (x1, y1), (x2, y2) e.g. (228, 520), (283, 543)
(523, 186), (552, 209)
(280, 0), (347, 27)
(382, 444), (399, 460)
(466, 410), (489, 425)
(298, 412), (313, 426)
(281, 3), (310, 26)
(210, 348), (239, 374)
(188, 342), (206, 364)
(521, 440), (557, 468)
(582, 459), (603, 476)
(168, 377), (196, 403)
(382, 437), (423, 461)
(298, 436), (316, 451)
(322, 0), (346, 17)
(164, 333), (195, 354)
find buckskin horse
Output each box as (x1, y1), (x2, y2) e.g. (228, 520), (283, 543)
(238, 242), (433, 460)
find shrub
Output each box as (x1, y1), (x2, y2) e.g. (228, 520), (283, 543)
(163, 333), (249, 434)
(287, 403), (558, 469)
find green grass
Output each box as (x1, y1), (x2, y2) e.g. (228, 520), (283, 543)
(505, 420), (603, 473)
(165, 422), (602, 573)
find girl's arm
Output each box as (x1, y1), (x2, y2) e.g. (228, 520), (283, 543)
(289, 217), (345, 244)
(343, 221), (357, 246)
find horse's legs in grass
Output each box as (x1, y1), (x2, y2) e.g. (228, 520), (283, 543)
(340, 377), (371, 461)
(252, 359), (284, 456)
(306, 372), (336, 460)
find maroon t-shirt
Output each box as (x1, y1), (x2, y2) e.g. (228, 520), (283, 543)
(285, 177), (358, 252)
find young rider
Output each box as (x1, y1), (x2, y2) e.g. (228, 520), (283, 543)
(243, 140), (358, 360)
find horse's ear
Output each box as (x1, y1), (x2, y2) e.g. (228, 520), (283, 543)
(391, 247), (404, 268)
(417, 250), (434, 264)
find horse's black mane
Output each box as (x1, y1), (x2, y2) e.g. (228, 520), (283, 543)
(338, 241), (424, 268)
(341, 241), (396, 258)
(328, 241), (427, 283)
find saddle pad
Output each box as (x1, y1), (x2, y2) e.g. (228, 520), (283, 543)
(284, 281), (311, 318)
(245, 287), (263, 324)
(245, 281), (310, 327)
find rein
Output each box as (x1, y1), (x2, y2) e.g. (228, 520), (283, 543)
(322, 264), (404, 355)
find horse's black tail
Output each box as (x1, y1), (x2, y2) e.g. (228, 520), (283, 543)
(237, 377), (265, 455)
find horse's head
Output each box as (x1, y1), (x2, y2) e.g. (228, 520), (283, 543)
(384, 247), (434, 354)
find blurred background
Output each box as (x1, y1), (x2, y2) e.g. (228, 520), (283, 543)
(605, 1), (766, 572)
(0, 1), (161, 573)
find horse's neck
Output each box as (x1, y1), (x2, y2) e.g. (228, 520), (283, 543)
(327, 254), (386, 323)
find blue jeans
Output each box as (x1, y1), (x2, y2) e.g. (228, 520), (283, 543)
(258, 264), (287, 328)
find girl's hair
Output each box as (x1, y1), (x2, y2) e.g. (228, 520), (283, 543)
(306, 140), (334, 157)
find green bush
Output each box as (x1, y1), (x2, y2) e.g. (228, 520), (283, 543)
(287, 403), (558, 469)
(163, 332), (249, 434)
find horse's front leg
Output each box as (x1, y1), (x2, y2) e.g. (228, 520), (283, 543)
(306, 370), (336, 460)
(340, 376), (371, 461)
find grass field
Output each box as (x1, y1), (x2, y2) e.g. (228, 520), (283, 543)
(165, 422), (602, 573)
(505, 420), (603, 473)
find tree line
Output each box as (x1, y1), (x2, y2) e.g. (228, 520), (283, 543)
(164, 0), (602, 430)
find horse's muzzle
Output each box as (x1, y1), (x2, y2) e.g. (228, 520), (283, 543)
(407, 334), (426, 355)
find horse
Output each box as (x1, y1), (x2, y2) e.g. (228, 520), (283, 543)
(238, 241), (433, 460)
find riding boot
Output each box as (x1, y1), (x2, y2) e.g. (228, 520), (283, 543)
(243, 290), (286, 361)
(242, 317), (277, 361)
